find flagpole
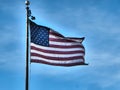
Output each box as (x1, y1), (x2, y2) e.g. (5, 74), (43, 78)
(25, 0), (30, 90)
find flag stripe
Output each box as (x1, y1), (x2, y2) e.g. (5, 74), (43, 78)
(31, 56), (84, 63)
(49, 41), (84, 46)
(31, 53), (84, 61)
(31, 43), (84, 51)
(31, 46), (85, 54)
(31, 59), (85, 66)
(49, 38), (77, 42)
(50, 44), (84, 49)
(31, 50), (84, 58)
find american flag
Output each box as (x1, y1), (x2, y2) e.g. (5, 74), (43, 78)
(30, 20), (87, 66)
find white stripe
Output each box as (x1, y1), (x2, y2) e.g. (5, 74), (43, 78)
(31, 49), (84, 58)
(50, 40), (83, 46)
(31, 43), (84, 51)
(31, 56), (83, 64)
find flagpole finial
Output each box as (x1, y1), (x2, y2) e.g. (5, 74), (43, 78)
(25, 0), (30, 6)
(25, 0), (36, 20)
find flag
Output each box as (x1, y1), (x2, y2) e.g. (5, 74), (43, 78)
(30, 20), (87, 66)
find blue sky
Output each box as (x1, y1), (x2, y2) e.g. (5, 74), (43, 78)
(0, 0), (120, 90)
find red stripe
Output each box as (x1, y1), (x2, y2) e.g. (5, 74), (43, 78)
(50, 44), (84, 49)
(31, 59), (85, 66)
(49, 38), (76, 42)
(31, 46), (85, 54)
(31, 53), (84, 61)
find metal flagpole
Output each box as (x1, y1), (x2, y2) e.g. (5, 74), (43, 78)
(25, 0), (35, 90)
(25, 0), (30, 90)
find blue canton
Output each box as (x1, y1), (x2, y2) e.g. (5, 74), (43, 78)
(30, 21), (49, 46)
